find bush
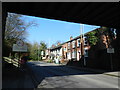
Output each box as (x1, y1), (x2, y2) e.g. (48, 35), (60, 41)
(47, 59), (53, 63)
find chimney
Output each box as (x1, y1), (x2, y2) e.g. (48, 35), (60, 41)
(70, 36), (73, 40)
(52, 44), (55, 48)
(57, 42), (60, 46)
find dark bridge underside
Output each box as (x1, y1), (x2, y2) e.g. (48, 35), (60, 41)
(3, 2), (119, 29)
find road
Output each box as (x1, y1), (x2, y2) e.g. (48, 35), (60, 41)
(27, 61), (119, 88)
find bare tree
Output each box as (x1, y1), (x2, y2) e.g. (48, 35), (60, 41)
(4, 12), (37, 56)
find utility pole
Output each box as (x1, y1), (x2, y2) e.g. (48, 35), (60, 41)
(80, 24), (85, 66)
(82, 24), (86, 66)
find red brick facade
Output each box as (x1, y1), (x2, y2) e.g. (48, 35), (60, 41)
(61, 35), (89, 61)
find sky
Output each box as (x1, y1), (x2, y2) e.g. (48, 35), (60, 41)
(20, 14), (100, 48)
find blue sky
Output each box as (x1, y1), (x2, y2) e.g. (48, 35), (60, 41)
(21, 14), (100, 47)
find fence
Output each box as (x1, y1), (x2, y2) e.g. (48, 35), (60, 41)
(3, 57), (20, 68)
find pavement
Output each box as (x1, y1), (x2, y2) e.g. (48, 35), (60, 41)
(42, 60), (120, 78)
(66, 65), (120, 78)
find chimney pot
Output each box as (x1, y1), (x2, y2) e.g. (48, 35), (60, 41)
(70, 36), (73, 40)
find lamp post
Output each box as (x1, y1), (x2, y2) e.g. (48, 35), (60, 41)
(82, 24), (86, 66)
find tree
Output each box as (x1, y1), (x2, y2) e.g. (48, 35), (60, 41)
(87, 27), (116, 46)
(87, 30), (98, 46)
(4, 12), (37, 57)
(97, 27), (116, 47)
(39, 41), (47, 57)
(5, 13), (26, 41)
(29, 41), (47, 61)
(29, 42), (39, 60)
(39, 41), (47, 50)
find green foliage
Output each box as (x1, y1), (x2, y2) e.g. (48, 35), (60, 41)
(87, 26), (116, 47)
(29, 42), (39, 61)
(39, 41), (47, 50)
(29, 41), (47, 61)
(4, 12), (37, 57)
(47, 59), (53, 63)
(87, 31), (98, 46)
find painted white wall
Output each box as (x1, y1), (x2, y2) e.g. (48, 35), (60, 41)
(60, 48), (62, 56)
(67, 52), (71, 60)
(50, 47), (63, 60)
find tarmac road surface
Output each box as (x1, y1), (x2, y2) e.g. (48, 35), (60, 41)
(27, 61), (119, 88)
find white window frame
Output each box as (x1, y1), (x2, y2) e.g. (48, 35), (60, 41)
(64, 47), (66, 51)
(68, 42), (70, 49)
(72, 50), (76, 58)
(67, 52), (71, 59)
(77, 39), (81, 47)
(72, 41), (76, 48)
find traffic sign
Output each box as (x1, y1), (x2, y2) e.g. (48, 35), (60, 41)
(107, 48), (114, 53)
(12, 44), (27, 52)
(12, 40), (27, 52)
(16, 40), (24, 46)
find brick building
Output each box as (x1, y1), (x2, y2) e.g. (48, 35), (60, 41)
(45, 32), (90, 63)
(62, 34), (89, 62)
(45, 27), (119, 70)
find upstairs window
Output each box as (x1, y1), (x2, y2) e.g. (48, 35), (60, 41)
(77, 39), (81, 47)
(84, 36), (88, 45)
(64, 47), (66, 51)
(68, 42), (71, 49)
(72, 41), (76, 48)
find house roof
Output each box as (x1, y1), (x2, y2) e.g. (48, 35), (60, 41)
(50, 45), (62, 50)
(49, 27), (111, 49)
(62, 27), (101, 44)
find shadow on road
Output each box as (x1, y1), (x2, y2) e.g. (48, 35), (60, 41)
(2, 61), (119, 89)
(27, 62), (115, 88)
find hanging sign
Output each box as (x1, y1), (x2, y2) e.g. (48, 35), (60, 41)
(12, 40), (27, 52)
(16, 40), (24, 46)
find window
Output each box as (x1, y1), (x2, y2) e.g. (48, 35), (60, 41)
(84, 37), (88, 45)
(64, 47), (66, 51)
(84, 41), (87, 45)
(46, 50), (48, 55)
(77, 39), (80, 47)
(84, 49), (88, 57)
(68, 42), (70, 49)
(72, 50), (76, 58)
(72, 41), (76, 48)
(67, 52), (71, 59)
